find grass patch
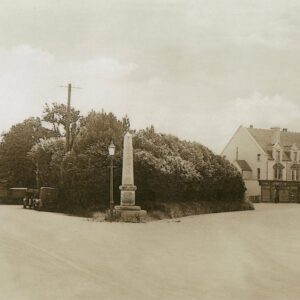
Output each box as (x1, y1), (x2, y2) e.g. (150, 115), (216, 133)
(148, 199), (254, 220)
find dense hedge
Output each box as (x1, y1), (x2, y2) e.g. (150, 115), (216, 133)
(133, 127), (246, 210)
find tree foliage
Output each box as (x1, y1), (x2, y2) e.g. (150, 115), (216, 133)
(43, 102), (82, 150)
(57, 110), (129, 211)
(28, 138), (65, 187)
(0, 117), (53, 187)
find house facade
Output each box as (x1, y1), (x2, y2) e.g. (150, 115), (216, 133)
(221, 126), (300, 202)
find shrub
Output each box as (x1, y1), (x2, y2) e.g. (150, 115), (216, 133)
(133, 128), (246, 209)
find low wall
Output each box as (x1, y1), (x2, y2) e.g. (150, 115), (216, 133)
(259, 180), (300, 203)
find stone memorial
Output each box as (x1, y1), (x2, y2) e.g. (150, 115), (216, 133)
(114, 132), (147, 222)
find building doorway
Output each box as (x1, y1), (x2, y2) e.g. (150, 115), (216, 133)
(274, 187), (279, 203)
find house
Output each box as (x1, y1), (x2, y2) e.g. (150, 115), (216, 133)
(221, 125), (300, 203)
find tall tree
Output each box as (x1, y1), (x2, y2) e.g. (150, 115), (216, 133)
(28, 137), (65, 187)
(122, 114), (130, 132)
(43, 102), (82, 150)
(0, 117), (53, 187)
(73, 110), (128, 153)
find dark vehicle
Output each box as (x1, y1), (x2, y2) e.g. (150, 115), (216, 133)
(9, 188), (28, 205)
(23, 189), (39, 209)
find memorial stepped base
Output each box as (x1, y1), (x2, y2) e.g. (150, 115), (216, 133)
(105, 206), (147, 223)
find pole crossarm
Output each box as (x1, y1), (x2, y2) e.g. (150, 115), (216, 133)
(58, 85), (82, 89)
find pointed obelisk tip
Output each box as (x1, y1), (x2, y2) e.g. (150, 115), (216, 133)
(124, 131), (132, 138)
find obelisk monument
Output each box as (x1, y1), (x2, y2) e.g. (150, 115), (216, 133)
(114, 132), (147, 222)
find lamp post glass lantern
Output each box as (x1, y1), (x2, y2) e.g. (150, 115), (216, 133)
(108, 141), (116, 156)
(108, 141), (115, 221)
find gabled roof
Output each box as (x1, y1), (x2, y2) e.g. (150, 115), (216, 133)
(247, 127), (275, 151)
(282, 133), (300, 147)
(247, 127), (300, 157)
(235, 160), (252, 172)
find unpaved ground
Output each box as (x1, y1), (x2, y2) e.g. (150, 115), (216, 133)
(0, 204), (299, 300)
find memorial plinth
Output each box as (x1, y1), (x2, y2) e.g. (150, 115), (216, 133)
(114, 132), (147, 222)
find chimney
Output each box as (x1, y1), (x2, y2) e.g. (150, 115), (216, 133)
(271, 127), (281, 144)
(236, 147), (239, 161)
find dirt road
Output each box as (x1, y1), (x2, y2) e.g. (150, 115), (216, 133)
(0, 204), (299, 300)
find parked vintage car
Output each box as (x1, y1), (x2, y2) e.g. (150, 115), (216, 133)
(23, 189), (39, 209)
(23, 187), (58, 211)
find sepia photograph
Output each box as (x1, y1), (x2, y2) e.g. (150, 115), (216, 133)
(0, 1), (299, 299)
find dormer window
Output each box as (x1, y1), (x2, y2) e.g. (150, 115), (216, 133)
(290, 144), (298, 162)
(294, 152), (298, 162)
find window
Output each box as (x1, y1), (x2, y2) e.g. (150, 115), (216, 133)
(276, 151), (280, 161)
(257, 168), (260, 179)
(292, 169), (299, 181)
(257, 154), (261, 161)
(274, 167), (283, 180)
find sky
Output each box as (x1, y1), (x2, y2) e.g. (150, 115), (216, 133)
(0, 0), (300, 153)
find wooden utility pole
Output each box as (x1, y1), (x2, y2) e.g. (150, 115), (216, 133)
(65, 83), (72, 152)
(59, 83), (81, 152)
(35, 161), (40, 190)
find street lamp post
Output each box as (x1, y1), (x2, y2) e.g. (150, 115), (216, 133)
(35, 161), (40, 190)
(108, 141), (116, 221)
